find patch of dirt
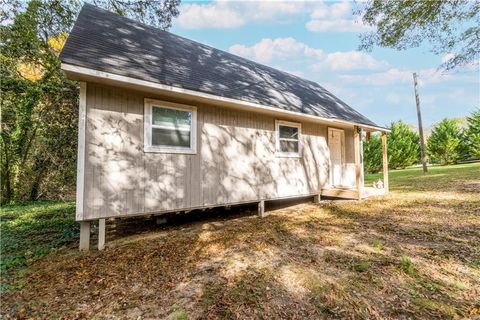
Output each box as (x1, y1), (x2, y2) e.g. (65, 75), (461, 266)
(460, 180), (480, 193)
(2, 185), (480, 319)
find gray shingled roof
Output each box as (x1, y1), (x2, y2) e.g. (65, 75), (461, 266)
(60, 4), (380, 128)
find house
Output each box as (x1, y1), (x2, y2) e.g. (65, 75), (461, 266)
(60, 4), (390, 250)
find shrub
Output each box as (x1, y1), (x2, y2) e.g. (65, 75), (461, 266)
(388, 121), (421, 169)
(427, 118), (463, 165)
(465, 109), (480, 159)
(363, 121), (421, 173)
(363, 133), (382, 174)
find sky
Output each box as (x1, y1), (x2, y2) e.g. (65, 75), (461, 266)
(169, 0), (479, 128)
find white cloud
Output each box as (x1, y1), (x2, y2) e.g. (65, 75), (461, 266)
(176, 1), (308, 29)
(229, 37), (385, 71)
(306, 19), (370, 32)
(310, 1), (351, 19)
(305, 1), (370, 32)
(340, 68), (412, 85)
(229, 37), (323, 63)
(315, 51), (388, 71)
(176, 2), (244, 29)
(176, 0), (370, 32)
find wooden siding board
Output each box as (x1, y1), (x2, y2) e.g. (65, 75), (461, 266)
(81, 83), (352, 220)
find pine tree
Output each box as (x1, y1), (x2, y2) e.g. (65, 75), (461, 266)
(388, 121), (420, 169)
(465, 109), (480, 159)
(363, 133), (382, 174)
(427, 119), (463, 165)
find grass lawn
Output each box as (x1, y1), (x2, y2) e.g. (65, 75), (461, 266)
(1, 163), (479, 319)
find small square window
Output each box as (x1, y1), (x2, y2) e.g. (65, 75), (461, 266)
(276, 120), (301, 157)
(144, 99), (197, 154)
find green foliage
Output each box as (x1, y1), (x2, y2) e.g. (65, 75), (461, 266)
(363, 121), (421, 173)
(91, 0), (180, 30)
(363, 133), (382, 174)
(400, 256), (416, 276)
(427, 118), (463, 165)
(372, 239), (383, 252)
(169, 305), (189, 320)
(358, 0), (480, 71)
(465, 109), (480, 159)
(388, 121), (420, 170)
(0, 0), (180, 203)
(0, 201), (76, 291)
(352, 259), (370, 273)
(363, 121), (420, 173)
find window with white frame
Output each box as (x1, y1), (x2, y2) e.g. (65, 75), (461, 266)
(144, 99), (197, 153)
(275, 120), (301, 157)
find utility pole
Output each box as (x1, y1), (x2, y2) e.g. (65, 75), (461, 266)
(413, 72), (428, 174)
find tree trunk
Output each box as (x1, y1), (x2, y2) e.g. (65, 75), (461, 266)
(29, 157), (45, 201)
(1, 146), (13, 204)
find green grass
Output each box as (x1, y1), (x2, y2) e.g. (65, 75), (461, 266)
(352, 259), (370, 273)
(399, 256), (416, 276)
(0, 201), (77, 291)
(365, 162), (479, 192)
(372, 239), (383, 252)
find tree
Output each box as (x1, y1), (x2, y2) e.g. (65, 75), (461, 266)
(387, 121), (420, 169)
(358, 0), (480, 71)
(0, 0), (180, 203)
(427, 118), (463, 165)
(465, 109), (480, 159)
(363, 133), (382, 174)
(363, 120), (420, 173)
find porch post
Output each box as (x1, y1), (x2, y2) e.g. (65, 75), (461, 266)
(382, 132), (389, 193)
(354, 126), (362, 200)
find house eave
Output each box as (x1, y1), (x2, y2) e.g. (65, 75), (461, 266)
(61, 63), (390, 133)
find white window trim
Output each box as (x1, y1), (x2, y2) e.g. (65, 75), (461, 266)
(275, 120), (302, 158)
(144, 98), (197, 154)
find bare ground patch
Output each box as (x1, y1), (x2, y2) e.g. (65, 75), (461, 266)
(2, 165), (480, 319)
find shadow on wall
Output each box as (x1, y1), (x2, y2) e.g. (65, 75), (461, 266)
(83, 84), (334, 220)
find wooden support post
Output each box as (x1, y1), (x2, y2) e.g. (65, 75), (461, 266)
(258, 200), (265, 218)
(382, 132), (389, 193)
(98, 219), (106, 251)
(353, 126), (362, 200)
(79, 221), (90, 251)
(360, 129), (364, 192)
(313, 194), (321, 204)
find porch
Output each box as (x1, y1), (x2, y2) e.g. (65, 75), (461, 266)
(324, 126), (389, 200)
(321, 186), (386, 200)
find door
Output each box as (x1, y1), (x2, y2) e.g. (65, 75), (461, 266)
(328, 128), (345, 187)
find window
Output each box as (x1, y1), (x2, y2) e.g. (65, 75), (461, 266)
(275, 120), (301, 157)
(144, 99), (197, 153)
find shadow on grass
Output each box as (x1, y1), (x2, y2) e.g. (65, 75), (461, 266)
(2, 163), (479, 318)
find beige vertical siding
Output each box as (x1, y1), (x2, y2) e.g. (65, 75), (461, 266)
(81, 83), (354, 220)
